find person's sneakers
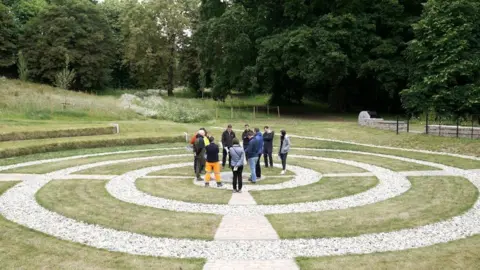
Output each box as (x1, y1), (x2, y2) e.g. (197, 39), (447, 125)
(204, 182), (210, 187)
(196, 177), (203, 181)
(232, 189), (237, 193)
(217, 182), (224, 187)
(248, 177), (252, 182)
(237, 189), (242, 193)
(280, 170), (286, 175)
(251, 181), (257, 184)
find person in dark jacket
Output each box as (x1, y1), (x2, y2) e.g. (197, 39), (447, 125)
(241, 124), (251, 150)
(205, 137), (223, 187)
(263, 126), (274, 168)
(229, 138), (245, 193)
(193, 130), (207, 181)
(254, 128), (263, 179)
(221, 124), (236, 168)
(245, 131), (259, 183)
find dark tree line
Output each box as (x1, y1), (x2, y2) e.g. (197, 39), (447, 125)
(1, 0), (479, 116)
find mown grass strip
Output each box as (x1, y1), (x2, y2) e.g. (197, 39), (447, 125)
(268, 177), (477, 238)
(137, 178), (231, 204)
(36, 180), (221, 240)
(251, 177), (378, 205)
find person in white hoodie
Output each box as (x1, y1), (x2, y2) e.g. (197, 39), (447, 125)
(278, 129), (291, 174)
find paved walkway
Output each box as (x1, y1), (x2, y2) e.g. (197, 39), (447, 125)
(206, 192), (299, 270)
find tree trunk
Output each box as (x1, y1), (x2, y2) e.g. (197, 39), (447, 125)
(167, 34), (175, 97)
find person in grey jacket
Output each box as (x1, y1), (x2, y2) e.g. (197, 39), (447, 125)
(278, 129), (291, 174)
(229, 138), (245, 192)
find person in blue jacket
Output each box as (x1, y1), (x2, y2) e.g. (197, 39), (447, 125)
(253, 127), (264, 179)
(245, 130), (259, 183)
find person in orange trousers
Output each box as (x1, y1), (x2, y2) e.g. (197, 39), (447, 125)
(204, 136), (223, 187)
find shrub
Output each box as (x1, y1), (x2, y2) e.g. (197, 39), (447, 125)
(17, 51), (29, 81)
(153, 99), (213, 123)
(54, 54), (76, 90)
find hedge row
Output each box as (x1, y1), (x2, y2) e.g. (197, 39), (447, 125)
(0, 126), (119, 142)
(0, 136), (184, 159)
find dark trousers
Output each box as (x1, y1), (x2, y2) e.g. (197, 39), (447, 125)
(255, 154), (262, 178)
(222, 147), (232, 167)
(279, 153), (288, 170)
(232, 165), (244, 191)
(264, 152), (273, 167)
(195, 155), (205, 178)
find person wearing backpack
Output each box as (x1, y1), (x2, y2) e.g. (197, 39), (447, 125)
(229, 138), (245, 193)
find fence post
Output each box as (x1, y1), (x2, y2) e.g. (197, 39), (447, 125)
(396, 116), (399, 135)
(456, 119), (460, 138)
(425, 113), (429, 134)
(253, 107), (256, 119)
(267, 105), (270, 116)
(407, 116), (410, 133)
(277, 106), (280, 118)
(472, 118), (475, 139)
(438, 117), (441, 136)
(216, 107), (218, 119)
(230, 106), (233, 119)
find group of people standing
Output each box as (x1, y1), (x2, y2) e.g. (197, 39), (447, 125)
(190, 124), (291, 193)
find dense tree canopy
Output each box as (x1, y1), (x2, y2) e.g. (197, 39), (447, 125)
(1, 0), (479, 116)
(402, 0), (480, 116)
(21, 0), (115, 89)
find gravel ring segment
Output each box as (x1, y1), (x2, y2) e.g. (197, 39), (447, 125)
(0, 145), (479, 260)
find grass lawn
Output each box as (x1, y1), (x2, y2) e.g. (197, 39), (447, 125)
(76, 156), (191, 175)
(288, 158), (365, 174)
(268, 177), (477, 238)
(137, 178), (232, 204)
(297, 234), (480, 270)
(0, 181), (205, 270)
(36, 180), (221, 240)
(251, 177), (378, 205)
(291, 150), (437, 171)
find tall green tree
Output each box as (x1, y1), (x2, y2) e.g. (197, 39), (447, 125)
(0, 3), (17, 67)
(402, 0), (480, 116)
(21, 0), (115, 90)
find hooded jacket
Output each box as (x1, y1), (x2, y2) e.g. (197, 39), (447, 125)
(229, 144), (245, 167)
(245, 136), (259, 159)
(279, 135), (291, 154)
(263, 131), (274, 154)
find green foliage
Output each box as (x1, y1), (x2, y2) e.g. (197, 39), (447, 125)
(11, 0), (48, 25)
(402, 0), (480, 116)
(54, 54), (76, 90)
(21, 0), (115, 90)
(17, 50), (28, 81)
(0, 3), (18, 67)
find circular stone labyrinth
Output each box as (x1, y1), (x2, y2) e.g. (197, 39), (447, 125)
(0, 143), (480, 268)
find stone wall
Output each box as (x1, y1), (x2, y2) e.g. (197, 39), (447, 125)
(427, 125), (480, 139)
(358, 111), (407, 132)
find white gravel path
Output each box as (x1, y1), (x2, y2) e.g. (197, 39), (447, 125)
(0, 145), (479, 262)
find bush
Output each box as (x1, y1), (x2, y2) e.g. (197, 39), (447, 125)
(54, 54), (76, 90)
(17, 51), (29, 81)
(153, 99), (213, 123)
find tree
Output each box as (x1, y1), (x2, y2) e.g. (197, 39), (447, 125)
(0, 3), (18, 67)
(21, 0), (115, 90)
(402, 0), (480, 116)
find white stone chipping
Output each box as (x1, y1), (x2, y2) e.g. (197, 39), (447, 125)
(0, 139), (479, 266)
